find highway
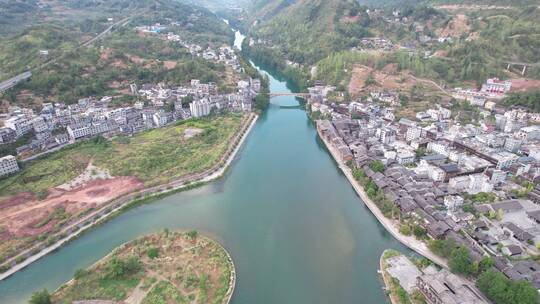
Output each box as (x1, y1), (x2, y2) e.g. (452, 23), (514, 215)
(0, 71), (32, 93)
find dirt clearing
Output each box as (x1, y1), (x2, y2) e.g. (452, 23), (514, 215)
(0, 176), (143, 238)
(348, 64), (424, 97)
(510, 78), (540, 92)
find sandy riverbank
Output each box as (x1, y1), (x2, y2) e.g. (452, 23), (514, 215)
(0, 113), (258, 282)
(317, 125), (448, 268)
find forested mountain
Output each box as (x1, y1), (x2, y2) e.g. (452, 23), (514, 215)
(246, 0), (371, 65)
(0, 0), (232, 77)
(243, 0), (540, 91)
(0, 0), (235, 108)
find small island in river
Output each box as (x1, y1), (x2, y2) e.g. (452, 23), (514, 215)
(34, 230), (235, 304)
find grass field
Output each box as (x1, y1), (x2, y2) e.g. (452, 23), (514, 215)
(0, 113), (245, 198)
(51, 230), (233, 304)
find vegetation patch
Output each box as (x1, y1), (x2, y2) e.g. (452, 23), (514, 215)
(40, 230), (234, 304)
(0, 113), (245, 196)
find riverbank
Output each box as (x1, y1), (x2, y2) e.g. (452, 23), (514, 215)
(50, 231), (235, 303)
(0, 113), (258, 282)
(316, 124), (448, 268)
(380, 250), (399, 304)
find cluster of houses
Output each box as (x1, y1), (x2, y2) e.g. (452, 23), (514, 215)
(0, 19), (261, 178)
(453, 77), (513, 103)
(358, 38), (395, 52)
(385, 254), (486, 303)
(137, 22), (242, 72)
(0, 77), (261, 176)
(310, 82), (540, 290)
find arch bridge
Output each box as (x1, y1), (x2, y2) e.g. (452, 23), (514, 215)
(264, 92), (310, 98)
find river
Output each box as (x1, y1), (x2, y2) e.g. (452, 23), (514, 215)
(0, 30), (411, 304)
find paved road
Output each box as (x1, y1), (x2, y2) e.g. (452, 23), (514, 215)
(0, 71), (32, 93)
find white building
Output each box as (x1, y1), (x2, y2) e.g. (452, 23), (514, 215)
(67, 124), (91, 140)
(90, 123), (110, 136)
(470, 96), (486, 107)
(430, 166), (446, 182)
(0, 155), (20, 177)
(152, 112), (170, 127)
(4, 116), (32, 137)
(467, 174), (493, 194)
(488, 169), (507, 185)
(427, 141), (451, 156)
(32, 117), (49, 133)
(516, 125), (540, 141)
(491, 151), (519, 170)
(444, 195), (464, 212)
(418, 159), (446, 182)
(481, 78), (511, 94)
(504, 137), (522, 153)
(396, 151), (415, 165)
(189, 100), (211, 118)
(449, 175), (470, 191)
(406, 127), (422, 142)
(376, 127), (396, 145)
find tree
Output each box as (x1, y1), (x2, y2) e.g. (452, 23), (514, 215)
(415, 148), (426, 158)
(369, 160), (385, 173)
(477, 271), (538, 304)
(104, 256), (141, 279)
(428, 239), (456, 258)
(181, 95), (193, 107)
(412, 225), (427, 239)
(477, 256), (493, 274)
(254, 93), (269, 111)
(29, 289), (51, 304)
(449, 247), (472, 275)
(187, 230), (198, 240)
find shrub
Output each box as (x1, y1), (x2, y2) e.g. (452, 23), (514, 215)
(74, 268), (88, 280)
(104, 256), (141, 279)
(29, 289), (51, 304)
(399, 224), (412, 236)
(186, 230), (198, 240)
(147, 247), (159, 259)
(412, 225), (427, 239)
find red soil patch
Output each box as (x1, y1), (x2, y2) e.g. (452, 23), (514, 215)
(0, 192), (35, 210)
(436, 14), (470, 38)
(128, 55), (145, 64)
(100, 48), (112, 61)
(433, 50), (448, 57)
(163, 61), (177, 70)
(86, 187), (110, 197)
(340, 15), (359, 23)
(111, 59), (128, 69)
(510, 78), (540, 92)
(0, 177), (144, 238)
(348, 64), (417, 97)
(109, 81), (123, 89)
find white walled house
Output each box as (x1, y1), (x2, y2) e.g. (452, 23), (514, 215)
(0, 155), (19, 177)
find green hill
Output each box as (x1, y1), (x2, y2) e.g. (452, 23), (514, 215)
(246, 0), (371, 65)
